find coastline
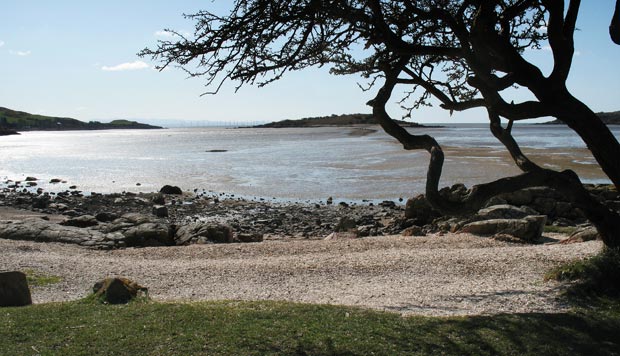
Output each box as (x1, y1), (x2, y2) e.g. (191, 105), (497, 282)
(0, 182), (607, 315)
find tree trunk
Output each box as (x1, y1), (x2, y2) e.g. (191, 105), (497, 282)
(555, 93), (620, 191)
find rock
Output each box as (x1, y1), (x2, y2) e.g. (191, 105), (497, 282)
(0, 218), (125, 249)
(477, 204), (539, 220)
(49, 178), (62, 183)
(152, 194), (166, 205)
(405, 195), (439, 225)
(123, 222), (173, 247)
(324, 231), (359, 240)
(501, 189), (533, 206)
(152, 205), (169, 218)
(60, 215), (99, 228)
(0, 271), (32, 307)
(235, 232), (264, 243)
(92, 277), (148, 304)
(25, 177), (38, 182)
(379, 200), (396, 208)
(95, 212), (119, 223)
(402, 225), (425, 236)
(32, 196), (50, 209)
(174, 223), (234, 245)
(326, 197), (333, 205)
(159, 185), (183, 195)
(561, 227), (601, 244)
(335, 216), (357, 232)
(459, 215), (547, 243)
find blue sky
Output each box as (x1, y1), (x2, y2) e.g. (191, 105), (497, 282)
(1, 1), (618, 124)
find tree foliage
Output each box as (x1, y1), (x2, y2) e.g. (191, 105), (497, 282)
(141, 0), (620, 247)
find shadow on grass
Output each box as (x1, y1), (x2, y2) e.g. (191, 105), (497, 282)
(2, 299), (620, 355)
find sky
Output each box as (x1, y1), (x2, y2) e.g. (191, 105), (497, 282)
(1, 1), (619, 125)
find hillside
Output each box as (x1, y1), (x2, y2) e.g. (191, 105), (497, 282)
(543, 111), (620, 125)
(0, 107), (162, 134)
(253, 113), (437, 128)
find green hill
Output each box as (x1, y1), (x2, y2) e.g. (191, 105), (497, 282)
(253, 113), (437, 128)
(543, 111), (620, 125)
(0, 107), (162, 134)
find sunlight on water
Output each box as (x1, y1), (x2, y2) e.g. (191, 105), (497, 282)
(0, 125), (617, 201)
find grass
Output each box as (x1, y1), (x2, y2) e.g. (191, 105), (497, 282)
(23, 269), (62, 287)
(543, 225), (578, 235)
(546, 247), (620, 302)
(1, 298), (620, 355)
(3, 251), (620, 355)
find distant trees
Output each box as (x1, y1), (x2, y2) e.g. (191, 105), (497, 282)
(141, 1), (620, 247)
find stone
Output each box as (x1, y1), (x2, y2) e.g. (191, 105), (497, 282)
(477, 204), (539, 220)
(404, 195), (438, 225)
(25, 177), (38, 182)
(60, 215), (99, 228)
(123, 222), (173, 247)
(561, 227), (601, 244)
(92, 277), (148, 304)
(235, 232), (264, 243)
(32, 196), (50, 209)
(379, 200), (396, 208)
(152, 205), (169, 218)
(0, 218), (126, 249)
(324, 231), (359, 240)
(159, 185), (183, 195)
(0, 271), (32, 307)
(174, 223), (234, 245)
(459, 215), (547, 243)
(501, 189), (533, 206)
(152, 194), (166, 205)
(335, 216), (357, 232)
(402, 225), (425, 237)
(95, 212), (119, 222)
(49, 178), (62, 184)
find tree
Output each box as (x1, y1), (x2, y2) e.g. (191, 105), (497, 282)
(140, 0), (620, 247)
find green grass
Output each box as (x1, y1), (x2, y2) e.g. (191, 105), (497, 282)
(23, 269), (62, 287)
(2, 299), (620, 355)
(543, 225), (578, 235)
(546, 247), (620, 301)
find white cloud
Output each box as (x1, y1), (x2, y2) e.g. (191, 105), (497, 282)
(155, 30), (191, 38)
(101, 60), (150, 72)
(0, 41), (4, 47)
(9, 50), (31, 56)
(155, 30), (175, 37)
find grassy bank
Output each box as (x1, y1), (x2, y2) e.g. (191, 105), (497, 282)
(2, 299), (620, 355)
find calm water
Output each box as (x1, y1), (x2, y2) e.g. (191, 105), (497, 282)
(0, 124), (617, 201)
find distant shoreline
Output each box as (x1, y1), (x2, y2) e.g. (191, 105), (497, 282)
(0, 106), (162, 134)
(250, 113), (444, 129)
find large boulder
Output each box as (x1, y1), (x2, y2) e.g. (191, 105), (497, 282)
(159, 185), (183, 195)
(477, 205), (539, 220)
(561, 227), (601, 244)
(92, 277), (148, 304)
(459, 215), (547, 243)
(60, 215), (99, 228)
(0, 218), (125, 249)
(404, 195), (439, 225)
(0, 271), (32, 307)
(175, 223), (234, 245)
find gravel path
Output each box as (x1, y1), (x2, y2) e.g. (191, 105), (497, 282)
(0, 234), (601, 316)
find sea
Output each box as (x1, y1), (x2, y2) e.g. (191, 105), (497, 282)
(1, 124), (618, 203)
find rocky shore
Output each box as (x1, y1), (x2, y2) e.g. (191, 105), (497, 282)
(1, 178), (612, 315)
(1, 177), (617, 249)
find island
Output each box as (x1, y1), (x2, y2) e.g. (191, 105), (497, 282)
(251, 113), (440, 128)
(542, 111), (620, 125)
(0, 106), (162, 135)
